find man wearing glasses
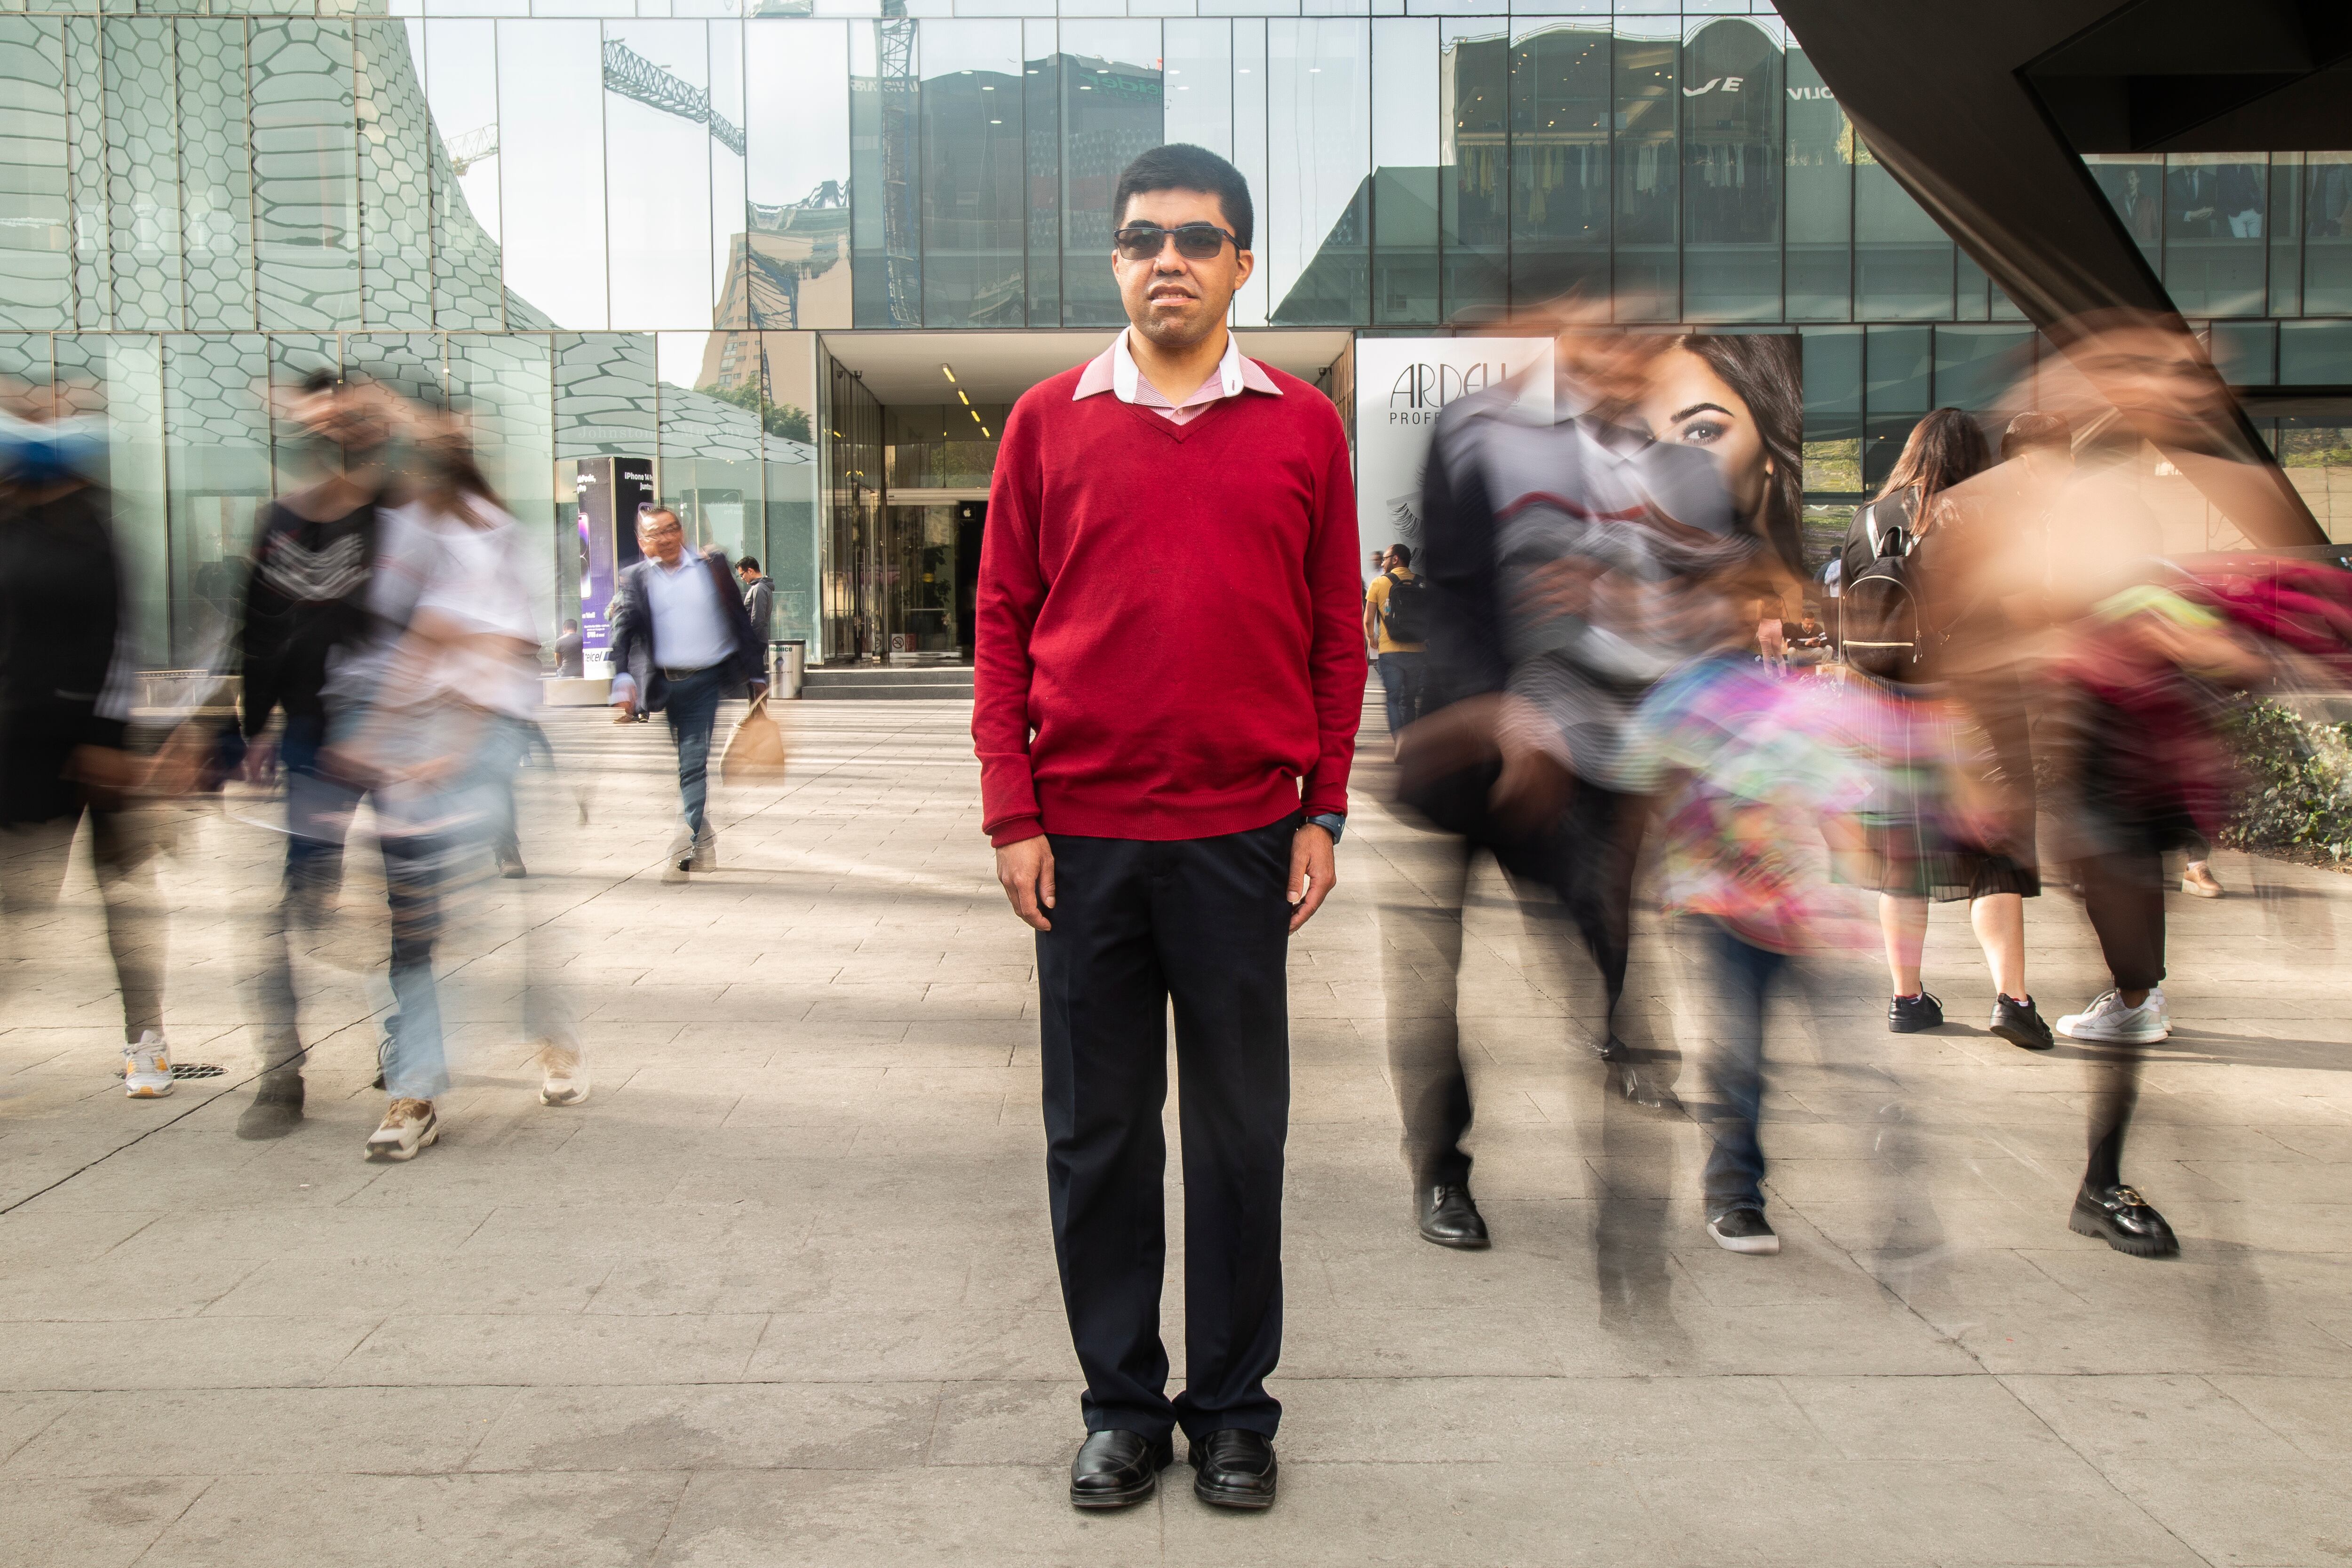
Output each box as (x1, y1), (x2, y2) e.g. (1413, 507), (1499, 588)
(609, 507), (766, 882)
(974, 144), (1364, 1515)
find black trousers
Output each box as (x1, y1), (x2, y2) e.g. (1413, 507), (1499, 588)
(1037, 816), (1296, 1442)
(1384, 764), (1648, 1186)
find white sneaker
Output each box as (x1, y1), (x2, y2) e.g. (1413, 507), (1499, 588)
(2056, 988), (2170, 1044)
(364, 1098), (439, 1161)
(538, 1043), (590, 1107)
(121, 1032), (175, 1098)
(690, 822), (717, 873)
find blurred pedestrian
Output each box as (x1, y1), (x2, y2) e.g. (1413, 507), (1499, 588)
(0, 382), (172, 1097)
(608, 508), (767, 883)
(1841, 409), (2053, 1051)
(975, 143), (1360, 1514)
(224, 371), (444, 1141)
(1628, 593), (1882, 1256)
(327, 416), (588, 1159)
(1380, 319), (1761, 1257)
(1363, 543), (1428, 741)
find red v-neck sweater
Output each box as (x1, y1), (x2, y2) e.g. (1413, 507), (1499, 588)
(973, 358), (1365, 847)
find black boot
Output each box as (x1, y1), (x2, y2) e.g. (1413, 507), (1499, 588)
(2070, 1181), (2178, 1258)
(236, 1072), (305, 1140)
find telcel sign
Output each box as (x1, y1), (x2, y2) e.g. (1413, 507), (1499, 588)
(1353, 337), (1552, 552)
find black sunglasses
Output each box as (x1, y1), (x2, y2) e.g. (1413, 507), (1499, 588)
(1114, 222), (1240, 262)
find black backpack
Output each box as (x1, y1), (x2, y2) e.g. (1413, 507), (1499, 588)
(1380, 569), (1430, 645)
(1839, 518), (1925, 680)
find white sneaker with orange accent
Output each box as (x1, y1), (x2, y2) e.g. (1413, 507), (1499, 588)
(365, 1098), (439, 1161)
(538, 1043), (590, 1107)
(121, 1032), (174, 1098)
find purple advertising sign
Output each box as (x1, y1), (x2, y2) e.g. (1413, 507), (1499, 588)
(574, 457), (653, 677)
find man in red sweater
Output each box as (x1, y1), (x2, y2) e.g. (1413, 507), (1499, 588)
(973, 144), (1364, 1514)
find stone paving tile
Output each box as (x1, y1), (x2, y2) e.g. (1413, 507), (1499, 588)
(2, 702), (2349, 1565)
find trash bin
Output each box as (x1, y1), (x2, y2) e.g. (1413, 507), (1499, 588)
(770, 639), (807, 699)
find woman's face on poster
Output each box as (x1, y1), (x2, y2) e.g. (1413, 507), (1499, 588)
(1638, 346), (1775, 528)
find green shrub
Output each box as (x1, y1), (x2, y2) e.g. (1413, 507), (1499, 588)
(2221, 697), (2352, 861)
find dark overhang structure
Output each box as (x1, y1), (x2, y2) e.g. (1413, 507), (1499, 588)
(1772, 0), (2347, 546)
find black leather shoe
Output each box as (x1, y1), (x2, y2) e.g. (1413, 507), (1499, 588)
(2070, 1182), (2179, 1258)
(1417, 1184), (1490, 1249)
(1068, 1429), (1172, 1510)
(1887, 991), (1945, 1033)
(235, 1075), (305, 1141)
(1189, 1429), (1277, 1510)
(1990, 994), (2054, 1051)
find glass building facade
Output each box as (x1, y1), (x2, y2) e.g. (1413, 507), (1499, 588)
(4, 1), (2347, 666)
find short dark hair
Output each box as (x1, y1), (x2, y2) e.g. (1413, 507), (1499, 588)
(1387, 543), (1413, 567)
(737, 556), (760, 573)
(1112, 144), (1253, 252)
(2001, 410), (2072, 462)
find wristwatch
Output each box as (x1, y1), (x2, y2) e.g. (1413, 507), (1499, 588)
(1304, 812), (1347, 845)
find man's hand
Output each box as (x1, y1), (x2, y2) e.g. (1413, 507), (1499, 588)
(1287, 822), (1336, 932)
(239, 736), (278, 786)
(611, 697), (636, 723)
(995, 834), (1056, 931)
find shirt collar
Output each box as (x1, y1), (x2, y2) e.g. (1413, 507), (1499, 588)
(1073, 330), (1282, 404)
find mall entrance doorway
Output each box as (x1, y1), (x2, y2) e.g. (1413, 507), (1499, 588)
(816, 329), (1353, 665)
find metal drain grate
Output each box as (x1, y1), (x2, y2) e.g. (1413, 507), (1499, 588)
(170, 1063), (225, 1079)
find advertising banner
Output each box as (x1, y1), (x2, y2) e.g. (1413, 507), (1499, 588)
(1352, 337), (1554, 558)
(574, 457), (653, 679)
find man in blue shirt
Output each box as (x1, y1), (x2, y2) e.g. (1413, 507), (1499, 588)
(609, 507), (766, 882)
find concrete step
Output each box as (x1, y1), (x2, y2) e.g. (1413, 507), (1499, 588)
(801, 666), (974, 700)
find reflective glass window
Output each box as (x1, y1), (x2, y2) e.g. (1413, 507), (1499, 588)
(1164, 19), (1232, 161)
(1854, 141), (1950, 320)
(180, 19), (254, 332)
(658, 328), (766, 562)
(0, 20), (71, 330)
(1782, 40), (1847, 322)
(709, 21), (746, 332)
(499, 19), (607, 329)
(56, 334), (170, 664)
(164, 333), (270, 666)
(741, 20), (851, 331)
(1610, 22), (1675, 321)
(555, 330), (657, 461)
(2164, 153), (2266, 317)
(105, 19), (183, 333)
(2268, 153), (2302, 317)
(1059, 21), (1161, 331)
(1509, 21), (1608, 308)
(419, 19), (506, 330)
(1231, 20), (1266, 327)
(1800, 324), (1861, 497)
(252, 20), (362, 331)
(2084, 153), (2162, 267)
(920, 21), (1024, 329)
(755, 331), (820, 644)
(1371, 17), (1438, 326)
(358, 21), (434, 329)
(1441, 21), (1507, 323)
(604, 21), (717, 330)
(1679, 17), (1780, 321)
(2304, 153), (2352, 315)
(1022, 21), (1058, 327)
(1267, 19), (1368, 327)
(850, 19), (921, 328)
(1931, 324), (2031, 413)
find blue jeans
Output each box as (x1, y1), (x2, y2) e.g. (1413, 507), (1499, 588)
(1376, 651), (1427, 737)
(663, 666), (726, 836)
(1693, 917), (1786, 1222)
(376, 711), (539, 1102)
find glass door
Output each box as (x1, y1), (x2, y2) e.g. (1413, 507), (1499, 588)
(882, 502), (959, 658)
